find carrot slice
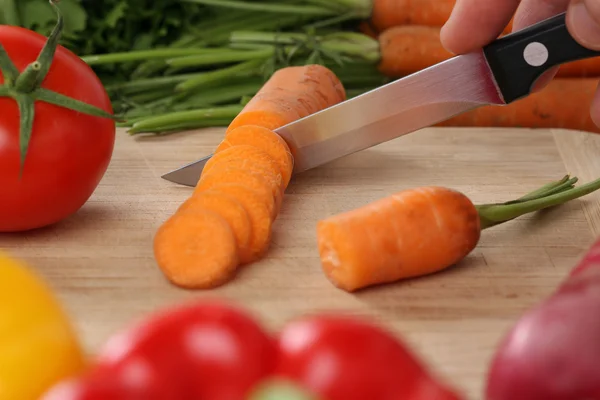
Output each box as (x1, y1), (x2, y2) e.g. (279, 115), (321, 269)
(217, 125), (294, 189)
(177, 191), (253, 264)
(153, 210), (238, 289)
(194, 166), (280, 219)
(226, 65), (346, 133)
(209, 183), (274, 263)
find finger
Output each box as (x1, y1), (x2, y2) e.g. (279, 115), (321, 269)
(440, 0), (520, 54)
(512, 0), (570, 30)
(567, 0), (600, 50)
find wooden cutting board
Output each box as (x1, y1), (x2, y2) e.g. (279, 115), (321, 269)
(2, 126), (600, 399)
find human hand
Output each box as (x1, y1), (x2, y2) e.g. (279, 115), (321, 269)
(440, 0), (600, 125)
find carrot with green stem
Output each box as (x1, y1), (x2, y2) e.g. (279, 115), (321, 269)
(316, 175), (600, 292)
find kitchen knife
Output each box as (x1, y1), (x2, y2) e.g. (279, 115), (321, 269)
(162, 12), (600, 187)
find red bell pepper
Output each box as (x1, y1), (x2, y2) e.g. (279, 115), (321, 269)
(40, 300), (463, 400)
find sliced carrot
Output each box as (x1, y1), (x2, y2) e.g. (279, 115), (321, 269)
(177, 191), (254, 264)
(217, 125), (294, 189)
(209, 183), (274, 263)
(226, 65), (346, 133)
(195, 166), (280, 219)
(153, 210), (238, 289)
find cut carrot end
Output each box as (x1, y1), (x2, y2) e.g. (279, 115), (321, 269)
(218, 125), (294, 189)
(153, 210), (239, 289)
(316, 187), (480, 292)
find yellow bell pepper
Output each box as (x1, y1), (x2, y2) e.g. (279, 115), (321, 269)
(0, 251), (87, 400)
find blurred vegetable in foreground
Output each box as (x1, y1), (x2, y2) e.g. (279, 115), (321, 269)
(41, 300), (463, 400)
(0, 251), (86, 400)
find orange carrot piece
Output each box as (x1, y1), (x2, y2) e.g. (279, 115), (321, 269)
(177, 191), (254, 264)
(557, 57), (600, 77)
(217, 125), (294, 189)
(316, 187), (480, 292)
(195, 166), (280, 219)
(153, 210), (239, 289)
(437, 78), (600, 133)
(377, 25), (454, 77)
(370, 0), (513, 34)
(370, 0), (457, 31)
(226, 65), (346, 133)
(209, 184), (274, 263)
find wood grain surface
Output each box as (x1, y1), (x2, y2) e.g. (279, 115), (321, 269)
(2, 126), (600, 399)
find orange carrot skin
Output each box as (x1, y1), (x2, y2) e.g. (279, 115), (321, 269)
(557, 58), (600, 77)
(317, 187), (481, 292)
(226, 65), (346, 133)
(359, 21), (379, 39)
(378, 26), (454, 77)
(370, 0), (513, 34)
(371, 0), (457, 32)
(438, 78), (600, 133)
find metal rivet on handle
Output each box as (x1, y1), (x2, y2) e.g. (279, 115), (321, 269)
(523, 42), (549, 67)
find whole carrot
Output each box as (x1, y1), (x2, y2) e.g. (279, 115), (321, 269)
(438, 78), (600, 133)
(377, 25), (454, 77)
(316, 175), (600, 292)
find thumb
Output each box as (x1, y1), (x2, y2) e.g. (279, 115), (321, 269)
(567, 0), (600, 50)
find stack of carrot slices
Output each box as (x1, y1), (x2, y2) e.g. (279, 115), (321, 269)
(154, 125), (294, 289)
(153, 64), (347, 289)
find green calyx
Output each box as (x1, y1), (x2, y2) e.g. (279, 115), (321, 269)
(247, 379), (321, 400)
(0, 0), (120, 176)
(476, 174), (600, 230)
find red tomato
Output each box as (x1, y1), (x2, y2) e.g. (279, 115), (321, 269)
(95, 300), (277, 399)
(0, 26), (115, 232)
(273, 315), (462, 400)
(40, 366), (176, 400)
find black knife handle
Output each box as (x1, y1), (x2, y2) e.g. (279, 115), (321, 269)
(483, 12), (600, 103)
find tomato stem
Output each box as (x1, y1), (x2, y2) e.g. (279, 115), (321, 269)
(0, 44), (20, 84)
(15, 94), (35, 178)
(0, 0), (120, 175)
(14, 62), (42, 93)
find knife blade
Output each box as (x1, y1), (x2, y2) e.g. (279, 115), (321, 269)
(162, 12), (600, 187)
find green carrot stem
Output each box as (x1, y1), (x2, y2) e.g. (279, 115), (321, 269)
(129, 105), (243, 132)
(166, 48), (274, 69)
(476, 176), (600, 230)
(180, 0), (337, 16)
(81, 48), (230, 65)
(175, 58), (266, 93)
(514, 175), (570, 201)
(128, 119), (234, 135)
(105, 72), (206, 94)
(171, 81), (263, 109)
(511, 176), (578, 204)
